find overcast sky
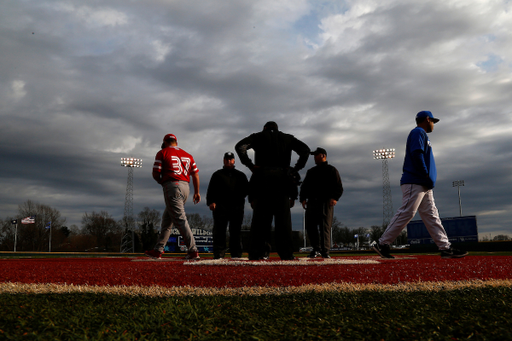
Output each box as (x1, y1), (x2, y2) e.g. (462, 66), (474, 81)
(1, 0), (511, 238)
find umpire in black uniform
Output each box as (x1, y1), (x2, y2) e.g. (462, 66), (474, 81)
(206, 152), (249, 259)
(300, 147), (343, 258)
(235, 121), (310, 260)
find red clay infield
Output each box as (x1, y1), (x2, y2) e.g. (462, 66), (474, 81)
(0, 255), (510, 287)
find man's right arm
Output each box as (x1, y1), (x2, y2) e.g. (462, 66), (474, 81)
(235, 135), (256, 171)
(291, 137), (310, 171)
(152, 153), (163, 184)
(206, 172), (218, 209)
(299, 170), (311, 209)
(191, 172), (201, 204)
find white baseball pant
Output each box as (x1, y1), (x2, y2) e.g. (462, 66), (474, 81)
(379, 184), (451, 250)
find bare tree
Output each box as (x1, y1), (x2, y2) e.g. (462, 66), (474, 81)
(331, 218), (352, 246)
(0, 217), (16, 251)
(493, 234), (511, 241)
(16, 200), (66, 251)
(82, 211), (120, 251)
(369, 225), (384, 243)
(137, 207), (161, 252)
(186, 213), (213, 231)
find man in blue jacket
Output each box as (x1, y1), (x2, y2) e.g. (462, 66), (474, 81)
(372, 111), (467, 259)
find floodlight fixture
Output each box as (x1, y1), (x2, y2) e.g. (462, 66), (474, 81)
(121, 157), (143, 168)
(452, 180), (465, 217)
(373, 148), (396, 160)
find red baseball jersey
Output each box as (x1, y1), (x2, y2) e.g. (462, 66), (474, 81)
(153, 146), (199, 183)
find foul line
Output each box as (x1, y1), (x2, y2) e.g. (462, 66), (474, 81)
(1, 280), (510, 297)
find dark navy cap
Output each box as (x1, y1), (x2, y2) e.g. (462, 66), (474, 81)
(416, 111), (439, 123)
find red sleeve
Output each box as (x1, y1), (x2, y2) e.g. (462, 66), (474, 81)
(153, 150), (163, 174)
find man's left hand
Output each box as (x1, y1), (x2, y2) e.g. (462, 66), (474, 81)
(193, 193), (201, 204)
(329, 199), (337, 206)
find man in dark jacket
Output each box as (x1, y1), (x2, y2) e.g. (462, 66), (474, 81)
(206, 152), (249, 259)
(235, 121), (310, 260)
(300, 147), (343, 258)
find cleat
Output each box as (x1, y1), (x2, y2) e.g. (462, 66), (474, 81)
(371, 241), (395, 259)
(308, 251), (321, 259)
(185, 250), (200, 260)
(441, 248), (468, 259)
(145, 249), (163, 259)
(321, 253), (331, 259)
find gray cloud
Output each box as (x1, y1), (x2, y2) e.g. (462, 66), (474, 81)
(1, 0), (511, 238)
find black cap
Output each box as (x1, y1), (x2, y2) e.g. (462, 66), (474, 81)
(224, 152), (235, 160)
(263, 121), (278, 131)
(310, 147), (327, 155)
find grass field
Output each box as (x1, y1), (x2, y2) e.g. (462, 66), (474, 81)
(2, 286), (511, 340)
(1, 252), (511, 340)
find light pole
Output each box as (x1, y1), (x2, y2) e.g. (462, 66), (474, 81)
(373, 149), (396, 227)
(303, 209), (306, 248)
(120, 157), (142, 253)
(11, 219), (18, 252)
(452, 180), (464, 217)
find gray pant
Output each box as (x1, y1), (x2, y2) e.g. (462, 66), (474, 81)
(155, 181), (197, 253)
(379, 184), (451, 250)
(305, 200), (334, 254)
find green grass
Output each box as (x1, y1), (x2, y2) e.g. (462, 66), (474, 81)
(1, 287), (511, 340)
(2, 251), (512, 260)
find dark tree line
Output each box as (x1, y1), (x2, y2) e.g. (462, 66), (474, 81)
(0, 201), (217, 252)
(1, 200), (408, 252)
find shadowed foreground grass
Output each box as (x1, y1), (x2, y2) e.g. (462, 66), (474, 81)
(1, 286), (511, 340)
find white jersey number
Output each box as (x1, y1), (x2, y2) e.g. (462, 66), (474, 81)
(171, 156), (191, 175)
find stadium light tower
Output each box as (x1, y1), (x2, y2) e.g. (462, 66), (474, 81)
(452, 180), (464, 217)
(373, 148), (396, 227)
(120, 157), (142, 253)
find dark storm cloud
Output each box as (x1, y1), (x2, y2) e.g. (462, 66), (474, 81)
(0, 0), (511, 238)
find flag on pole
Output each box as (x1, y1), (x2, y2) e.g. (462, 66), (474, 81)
(11, 219), (18, 224)
(21, 216), (36, 224)
(45, 221), (52, 229)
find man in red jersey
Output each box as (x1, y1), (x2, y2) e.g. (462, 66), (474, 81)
(145, 134), (201, 260)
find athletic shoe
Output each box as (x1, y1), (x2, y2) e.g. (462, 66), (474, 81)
(144, 249), (163, 259)
(308, 251), (321, 259)
(321, 253), (331, 259)
(441, 248), (468, 259)
(185, 250), (200, 260)
(249, 253), (269, 260)
(371, 241), (395, 259)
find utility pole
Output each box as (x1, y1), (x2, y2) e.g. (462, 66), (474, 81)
(452, 180), (465, 216)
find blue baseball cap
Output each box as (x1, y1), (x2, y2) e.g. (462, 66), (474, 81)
(416, 111), (439, 123)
